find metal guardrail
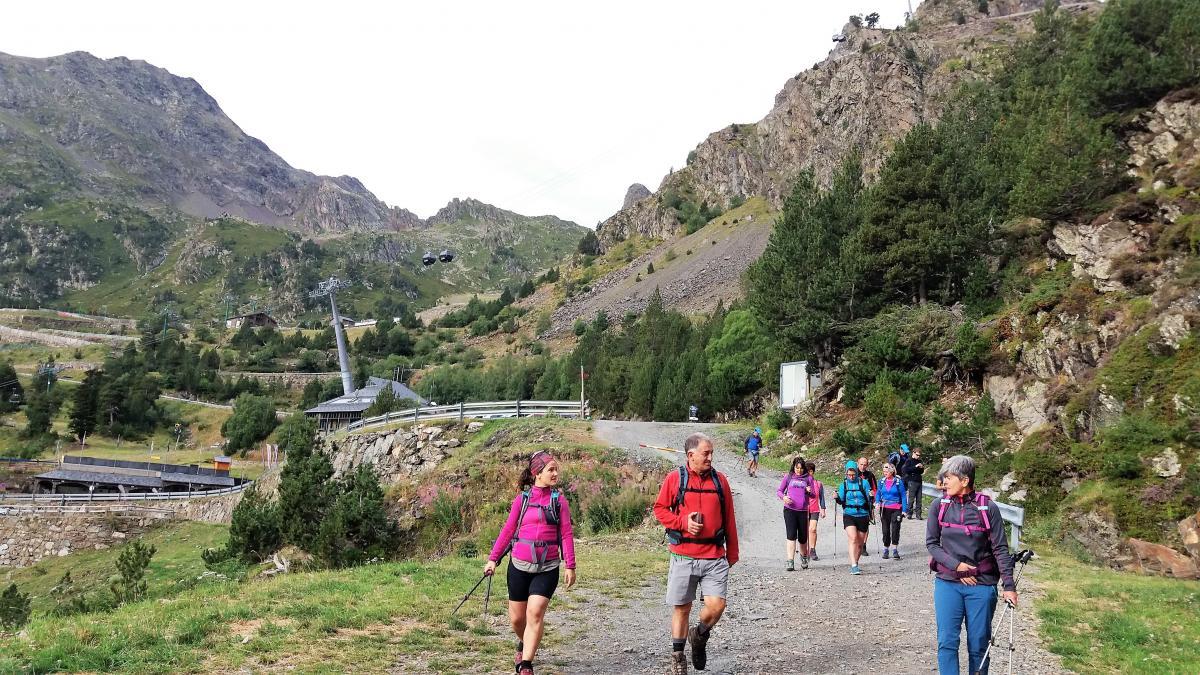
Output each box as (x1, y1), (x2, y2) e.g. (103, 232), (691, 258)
(922, 483), (1025, 549)
(0, 481), (255, 503)
(342, 400), (585, 433)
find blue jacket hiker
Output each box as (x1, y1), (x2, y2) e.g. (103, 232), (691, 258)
(835, 460), (873, 574)
(744, 428), (763, 477)
(876, 464), (907, 559)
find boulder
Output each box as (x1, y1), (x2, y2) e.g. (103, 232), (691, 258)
(1067, 510), (1124, 562)
(1123, 538), (1200, 579)
(467, 421), (485, 434)
(1151, 448), (1181, 478)
(1179, 509), (1200, 560)
(999, 472), (1017, 492)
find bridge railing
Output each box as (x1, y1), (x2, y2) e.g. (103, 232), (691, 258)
(922, 483), (1026, 549)
(341, 400), (585, 433)
(0, 503), (176, 518)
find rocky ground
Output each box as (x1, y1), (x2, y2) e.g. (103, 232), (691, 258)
(524, 421), (1067, 675)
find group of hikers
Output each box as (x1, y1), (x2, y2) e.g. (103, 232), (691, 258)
(483, 434), (1017, 675)
(774, 443), (928, 573)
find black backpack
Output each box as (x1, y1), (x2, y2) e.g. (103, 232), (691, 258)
(664, 466), (727, 547)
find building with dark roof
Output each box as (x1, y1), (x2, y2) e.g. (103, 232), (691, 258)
(304, 376), (427, 432)
(34, 455), (246, 495)
(225, 312), (279, 330)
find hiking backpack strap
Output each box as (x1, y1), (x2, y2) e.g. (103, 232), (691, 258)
(665, 466), (727, 546)
(551, 489), (563, 556)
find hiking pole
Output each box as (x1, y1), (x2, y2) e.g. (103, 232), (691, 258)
(975, 549), (1035, 675)
(453, 572), (490, 616)
(832, 502), (838, 557)
(483, 573), (493, 615)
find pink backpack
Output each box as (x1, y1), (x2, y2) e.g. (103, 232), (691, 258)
(928, 493), (998, 577)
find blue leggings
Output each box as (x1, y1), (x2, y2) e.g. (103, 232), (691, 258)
(934, 578), (998, 675)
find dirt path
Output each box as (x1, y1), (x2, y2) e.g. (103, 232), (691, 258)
(549, 421), (1067, 675)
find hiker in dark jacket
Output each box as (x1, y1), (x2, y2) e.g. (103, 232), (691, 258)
(902, 446), (926, 519)
(857, 456), (878, 556)
(926, 455), (1017, 675)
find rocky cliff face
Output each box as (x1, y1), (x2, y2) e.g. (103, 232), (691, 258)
(595, 0), (1097, 246)
(0, 51), (416, 234)
(980, 90), (1200, 577)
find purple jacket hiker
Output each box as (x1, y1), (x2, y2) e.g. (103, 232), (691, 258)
(777, 472), (816, 512)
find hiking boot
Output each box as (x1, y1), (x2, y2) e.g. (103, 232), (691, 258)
(892, 548), (901, 560)
(688, 624), (710, 671)
(811, 551), (820, 561)
(786, 558), (795, 571)
(801, 555), (809, 569)
(882, 548), (890, 559)
(517, 664), (534, 675)
(850, 565), (862, 575)
(671, 651), (688, 675)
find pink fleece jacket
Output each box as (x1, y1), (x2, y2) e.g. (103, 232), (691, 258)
(489, 485), (576, 569)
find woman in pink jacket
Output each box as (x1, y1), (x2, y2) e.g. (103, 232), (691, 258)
(484, 451), (577, 675)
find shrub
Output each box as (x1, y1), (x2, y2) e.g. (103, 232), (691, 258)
(765, 408), (793, 430)
(832, 426), (872, 456)
(111, 540), (156, 604)
(1097, 414), (1174, 480)
(0, 583), (31, 630)
(1011, 430), (1068, 517)
(315, 465), (400, 568)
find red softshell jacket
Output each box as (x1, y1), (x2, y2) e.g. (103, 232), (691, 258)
(653, 466), (739, 565)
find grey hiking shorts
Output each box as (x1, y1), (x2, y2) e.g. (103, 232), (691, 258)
(665, 555), (730, 606)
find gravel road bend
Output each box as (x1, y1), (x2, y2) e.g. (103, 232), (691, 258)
(551, 420), (1066, 675)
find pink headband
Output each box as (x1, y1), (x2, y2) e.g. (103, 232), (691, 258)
(530, 451), (556, 475)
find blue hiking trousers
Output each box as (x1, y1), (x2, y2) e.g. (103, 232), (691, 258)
(934, 577), (998, 675)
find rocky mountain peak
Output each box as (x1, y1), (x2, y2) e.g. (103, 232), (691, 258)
(595, 1), (1102, 247)
(623, 183), (652, 210)
(428, 197), (518, 227)
(0, 50), (420, 234)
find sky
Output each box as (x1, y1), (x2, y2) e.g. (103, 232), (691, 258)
(1, 0), (918, 228)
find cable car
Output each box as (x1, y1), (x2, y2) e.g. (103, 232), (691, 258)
(422, 251), (436, 266)
(438, 249), (454, 263)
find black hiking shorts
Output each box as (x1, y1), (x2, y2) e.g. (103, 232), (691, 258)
(843, 514), (870, 532)
(507, 561), (560, 602)
(784, 508), (809, 543)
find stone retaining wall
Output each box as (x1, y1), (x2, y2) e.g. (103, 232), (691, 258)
(0, 510), (162, 568)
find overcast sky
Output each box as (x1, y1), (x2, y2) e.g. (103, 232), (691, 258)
(2, 0), (918, 227)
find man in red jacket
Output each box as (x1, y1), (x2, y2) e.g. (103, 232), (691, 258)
(653, 433), (739, 674)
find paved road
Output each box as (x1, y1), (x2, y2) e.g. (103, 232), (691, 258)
(552, 420), (1066, 675)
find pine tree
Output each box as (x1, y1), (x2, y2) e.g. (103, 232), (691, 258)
(0, 361), (23, 413)
(227, 485), (282, 563)
(69, 369), (102, 442)
(748, 159), (866, 369)
(278, 441), (336, 550)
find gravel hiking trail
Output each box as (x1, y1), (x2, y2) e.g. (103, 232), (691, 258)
(544, 420), (1066, 675)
